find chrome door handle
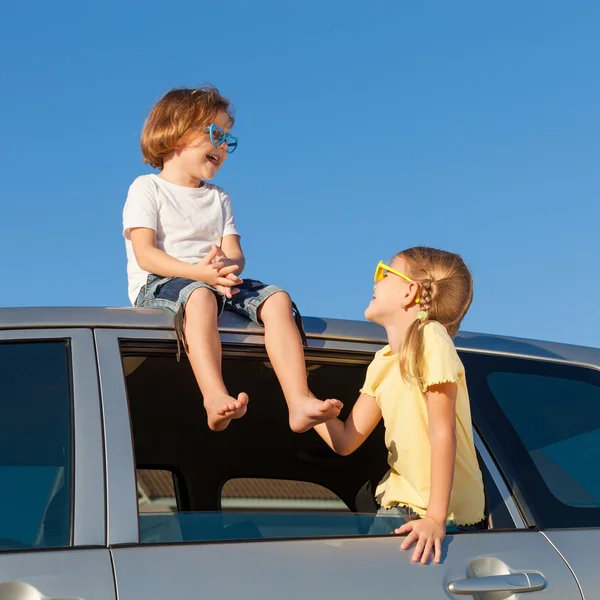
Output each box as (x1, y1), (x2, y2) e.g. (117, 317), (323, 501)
(0, 581), (83, 600)
(448, 572), (547, 595)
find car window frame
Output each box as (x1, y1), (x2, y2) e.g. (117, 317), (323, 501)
(98, 327), (523, 546)
(462, 348), (600, 530)
(0, 328), (105, 549)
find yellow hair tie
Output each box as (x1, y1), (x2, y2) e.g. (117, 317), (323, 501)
(417, 311), (428, 322)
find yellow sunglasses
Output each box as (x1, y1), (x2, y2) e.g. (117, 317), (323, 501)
(374, 261), (420, 303)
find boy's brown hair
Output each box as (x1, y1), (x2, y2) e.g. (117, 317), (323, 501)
(141, 85), (234, 169)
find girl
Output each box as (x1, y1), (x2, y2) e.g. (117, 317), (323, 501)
(314, 247), (485, 564)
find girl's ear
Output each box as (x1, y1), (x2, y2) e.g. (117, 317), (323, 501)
(406, 281), (420, 306)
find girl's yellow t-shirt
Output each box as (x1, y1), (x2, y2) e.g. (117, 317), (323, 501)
(361, 320), (485, 526)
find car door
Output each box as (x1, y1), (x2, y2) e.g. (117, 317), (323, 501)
(463, 349), (600, 599)
(96, 327), (581, 600)
(0, 328), (115, 600)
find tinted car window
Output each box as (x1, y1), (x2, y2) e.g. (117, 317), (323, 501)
(123, 347), (500, 544)
(488, 372), (600, 507)
(463, 352), (600, 528)
(0, 341), (72, 549)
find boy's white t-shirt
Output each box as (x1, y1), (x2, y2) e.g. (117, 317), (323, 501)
(122, 174), (240, 305)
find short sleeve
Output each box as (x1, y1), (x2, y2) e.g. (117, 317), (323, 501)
(360, 356), (381, 399)
(220, 190), (240, 238)
(123, 177), (159, 239)
(418, 322), (463, 392)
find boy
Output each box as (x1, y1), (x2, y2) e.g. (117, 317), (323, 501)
(123, 86), (342, 432)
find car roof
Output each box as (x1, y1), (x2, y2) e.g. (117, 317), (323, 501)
(1, 306), (598, 367)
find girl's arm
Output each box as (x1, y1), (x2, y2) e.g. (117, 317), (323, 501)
(425, 381), (457, 524)
(313, 393), (382, 456)
(396, 381), (457, 564)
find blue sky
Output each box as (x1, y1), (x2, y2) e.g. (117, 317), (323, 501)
(1, 1), (598, 347)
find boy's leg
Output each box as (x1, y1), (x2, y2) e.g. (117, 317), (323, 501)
(258, 292), (342, 433)
(184, 287), (248, 432)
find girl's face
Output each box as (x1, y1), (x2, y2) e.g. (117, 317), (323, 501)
(365, 255), (419, 325)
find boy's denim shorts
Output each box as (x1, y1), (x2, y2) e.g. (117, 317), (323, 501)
(368, 505), (484, 535)
(135, 274), (306, 358)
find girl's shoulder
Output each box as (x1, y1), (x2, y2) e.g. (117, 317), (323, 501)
(418, 321), (463, 390)
(421, 320), (455, 349)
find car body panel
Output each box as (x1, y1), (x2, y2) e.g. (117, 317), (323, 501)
(0, 549), (116, 600)
(543, 530), (597, 599)
(111, 532), (580, 600)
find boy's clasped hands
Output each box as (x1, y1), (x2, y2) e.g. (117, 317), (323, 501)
(187, 245), (242, 299)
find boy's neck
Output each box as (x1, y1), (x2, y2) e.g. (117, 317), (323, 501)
(158, 164), (204, 188)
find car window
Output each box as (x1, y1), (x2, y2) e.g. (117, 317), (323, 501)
(121, 345), (499, 544)
(462, 351), (600, 529)
(138, 469), (177, 512)
(221, 478), (348, 511)
(0, 341), (72, 550)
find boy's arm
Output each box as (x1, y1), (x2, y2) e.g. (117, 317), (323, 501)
(130, 228), (240, 291)
(219, 234), (246, 275)
(313, 393), (382, 456)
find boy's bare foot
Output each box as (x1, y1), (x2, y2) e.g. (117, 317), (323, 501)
(204, 392), (249, 432)
(288, 397), (343, 433)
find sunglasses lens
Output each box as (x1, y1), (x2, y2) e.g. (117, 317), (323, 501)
(374, 266), (383, 282)
(211, 127), (225, 145)
(226, 139), (237, 154)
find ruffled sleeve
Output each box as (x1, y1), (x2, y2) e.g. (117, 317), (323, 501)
(360, 346), (390, 401)
(360, 358), (379, 398)
(418, 322), (463, 393)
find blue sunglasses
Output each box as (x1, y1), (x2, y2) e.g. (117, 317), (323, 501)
(193, 124), (238, 154)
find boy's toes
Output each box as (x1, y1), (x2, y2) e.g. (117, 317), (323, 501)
(206, 393), (249, 431)
(322, 399), (343, 413)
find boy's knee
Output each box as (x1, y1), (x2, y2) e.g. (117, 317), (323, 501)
(259, 291), (292, 321)
(186, 287), (218, 314)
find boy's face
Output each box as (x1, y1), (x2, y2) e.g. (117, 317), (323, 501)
(174, 111), (233, 182)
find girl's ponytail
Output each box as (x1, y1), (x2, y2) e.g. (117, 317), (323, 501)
(398, 279), (433, 383)
(399, 319), (423, 383)
(395, 247), (473, 384)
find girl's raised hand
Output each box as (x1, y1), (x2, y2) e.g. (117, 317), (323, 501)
(395, 516), (445, 564)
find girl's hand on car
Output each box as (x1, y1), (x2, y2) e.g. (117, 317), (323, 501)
(395, 516), (445, 564)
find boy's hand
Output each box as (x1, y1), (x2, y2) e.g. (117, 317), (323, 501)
(188, 246), (242, 298)
(395, 516), (445, 564)
(209, 245), (244, 298)
(210, 245), (238, 272)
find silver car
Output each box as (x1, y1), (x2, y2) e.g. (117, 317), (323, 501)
(0, 306), (598, 600)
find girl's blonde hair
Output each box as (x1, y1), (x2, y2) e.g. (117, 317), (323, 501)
(140, 85), (234, 169)
(398, 246), (473, 383)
